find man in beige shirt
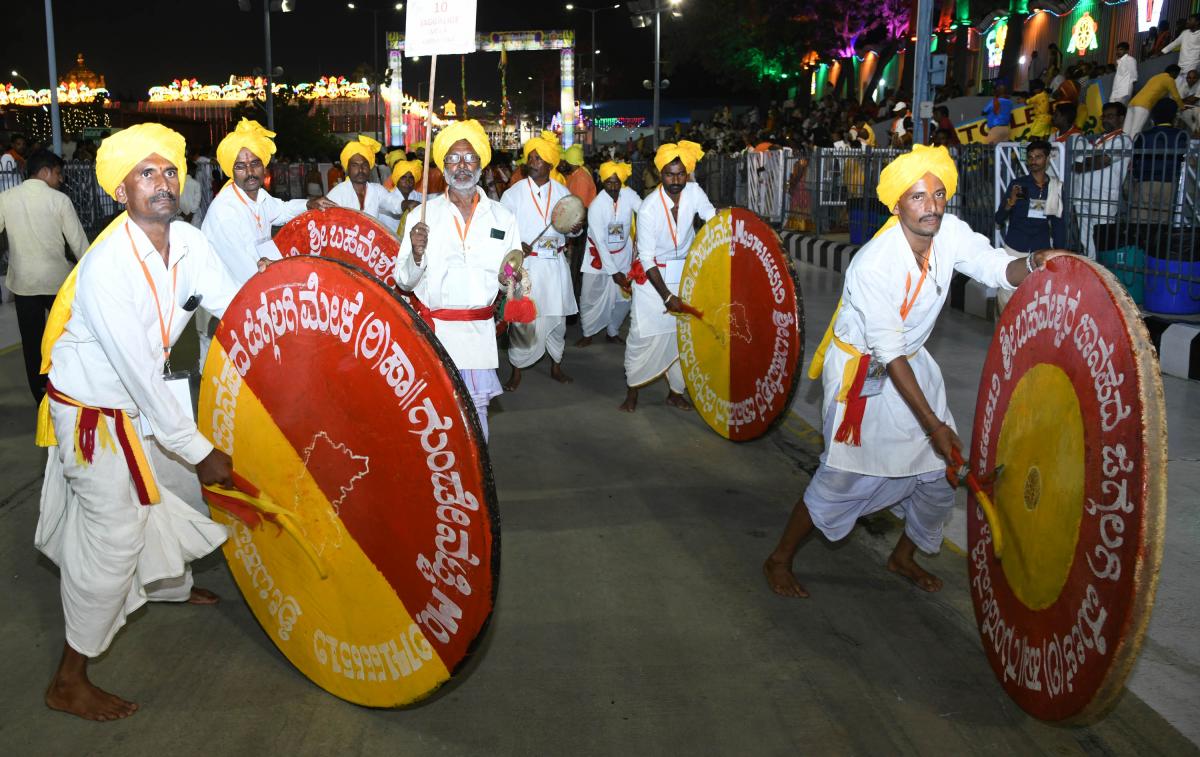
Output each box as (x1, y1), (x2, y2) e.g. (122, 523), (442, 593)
(0, 149), (89, 402)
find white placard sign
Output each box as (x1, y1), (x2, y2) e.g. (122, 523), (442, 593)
(405, 0), (478, 57)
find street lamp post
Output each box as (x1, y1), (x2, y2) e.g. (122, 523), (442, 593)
(347, 2), (404, 144)
(10, 71), (31, 90)
(238, 1), (295, 133)
(566, 3), (621, 115)
(44, 0), (62, 155)
(629, 0), (681, 150)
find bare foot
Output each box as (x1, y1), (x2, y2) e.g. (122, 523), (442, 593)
(763, 557), (809, 598)
(46, 645), (139, 722)
(187, 587), (219, 605)
(46, 678), (139, 722)
(887, 550), (943, 592)
(618, 387), (638, 413)
(665, 392), (693, 411)
(606, 334), (625, 345)
(550, 363), (574, 384)
(504, 366), (522, 392)
(575, 336), (593, 348)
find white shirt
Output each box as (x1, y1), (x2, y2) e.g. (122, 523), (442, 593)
(631, 183), (717, 338)
(327, 179), (406, 226)
(1112, 53), (1138, 100)
(1075, 131), (1133, 205)
(636, 182), (717, 269)
(49, 218), (242, 465)
(0, 178), (89, 295)
(500, 177), (578, 317)
(822, 215), (1013, 477)
(202, 183), (309, 283)
(584, 186), (642, 276)
(0, 152), (20, 172)
(1162, 29), (1200, 71)
(396, 188), (520, 370)
(1180, 78), (1200, 100)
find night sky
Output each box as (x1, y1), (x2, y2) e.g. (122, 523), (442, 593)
(5, 0), (720, 114)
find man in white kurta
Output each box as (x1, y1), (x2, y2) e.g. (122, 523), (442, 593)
(35, 124), (240, 720)
(326, 134), (407, 226)
(1110, 42), (1138, 105)
(762, 144), (1067, 599)
(396, 121), (520, 441)
(621, 141), (716, 412)
(199, 119), (335, 366)
(501, 134), (579, 389)
(1162, 14), (1200, 91)
(1070, 103), (1132, 259)
(576, 161), (641, 346)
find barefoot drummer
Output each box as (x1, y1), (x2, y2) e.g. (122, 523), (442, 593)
(763, 145), (1068, 598)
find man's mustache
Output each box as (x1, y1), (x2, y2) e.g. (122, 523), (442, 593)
(920, 213), (942, 223)
(151, 191), (177, 203)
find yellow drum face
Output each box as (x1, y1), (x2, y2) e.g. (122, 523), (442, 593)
(678, 208), (804, 441)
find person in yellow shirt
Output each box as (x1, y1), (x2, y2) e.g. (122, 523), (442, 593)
(1124, 64), (1183, 136)
(1026, 79), (1053, 138)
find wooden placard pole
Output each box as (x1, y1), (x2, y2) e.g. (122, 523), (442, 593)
(419, 54), (438, 224)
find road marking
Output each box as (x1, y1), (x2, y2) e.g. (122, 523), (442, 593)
(0, 343), (21, 356)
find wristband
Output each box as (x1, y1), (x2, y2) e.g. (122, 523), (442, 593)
(1026, 253), (1037, 274)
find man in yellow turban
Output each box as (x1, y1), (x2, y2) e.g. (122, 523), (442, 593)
(559, 143), (597, 207)
(327, 134), (409, 224)
(390, 158), (425, 215)
(620, 141), (716, 412)
(499, 132), (583, 390)
(763, 145), (1067, 599)
(204, 118), (335, 285)
(395, 120), (518, 440)
(575, 161), (640, 348)
(37, 123), (247, 720)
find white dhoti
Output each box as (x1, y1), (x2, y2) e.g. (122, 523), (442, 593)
(804, 463), (955, 554)
(1124, 105), (1150, 137)
(579, 272), (630, 338)
(507, 315), (566, 368)
(804, 396), (955, 553)
(460, 368), (503, 442)
(35, 403), (227, 657)
(625, 262), (686, 392)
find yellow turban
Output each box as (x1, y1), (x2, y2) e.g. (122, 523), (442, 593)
(390, 159), (423, 185)
(598, 161), (632, 185)
(216, 118), (276, 178)
(96, 123), (187, 200)
(385, 149), (407, 168)
(564, 144), (585, 166)
(873, 144), (959, 237)
(523, 134), (561, 169)
(654, 140), (704, 173)
(340, 134), (382, 169)
(431, 119), (493, 172)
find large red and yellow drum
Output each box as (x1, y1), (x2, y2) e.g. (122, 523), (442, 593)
(274, 208), (400, 288)
(968, 256), (1166, 722)
(677, 208), (804, 441)
(198, 257), (498, 707)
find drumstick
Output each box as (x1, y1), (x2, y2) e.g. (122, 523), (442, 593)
(527, 220), (554, 249)
(419, 55), (438, 225)
(203, 480), (331, 579)
(947, 448), (1006, 559)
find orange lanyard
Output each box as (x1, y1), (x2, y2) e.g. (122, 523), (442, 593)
(1097, 129), (1124, 145)
(126, 224), (180, 365)
(452, 193), (480, 249)
(900, 245), (932, 321)
(230, 184), (263, 232)
(528, 179), (550, 223)
(658, 187), (679, 251)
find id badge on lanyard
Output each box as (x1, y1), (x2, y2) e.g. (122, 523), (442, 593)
(535, 237), (558, 255)
(607, 222), (625, 246)
(1027, 198), (1047, 220)
(858, 359), (888, 397)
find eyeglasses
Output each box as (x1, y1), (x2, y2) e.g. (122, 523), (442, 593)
(444, 153), (481, 166)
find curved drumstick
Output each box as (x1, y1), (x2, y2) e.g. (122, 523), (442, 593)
(203, 478), (331, 579)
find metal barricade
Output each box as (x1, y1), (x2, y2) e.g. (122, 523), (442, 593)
(997, 134), (1200, 313)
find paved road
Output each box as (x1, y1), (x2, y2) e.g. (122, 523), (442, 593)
(0, 323), (1194, 756)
